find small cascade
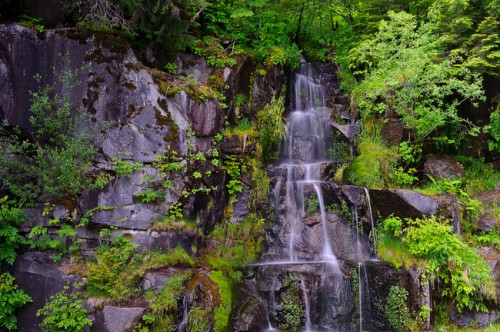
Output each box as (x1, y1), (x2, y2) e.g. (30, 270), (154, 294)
(363, 187), (377, 254)
(177, 294), (190, 332)
(300, 278), (313, 332)
(357, 262), (371, 331)
(313, 182), (339, 268)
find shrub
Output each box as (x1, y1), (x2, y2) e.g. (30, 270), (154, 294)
(381, 215), (495, 312)
(0, 196), (28, 265)
(37, 285), (92, 332)
(385, 285), (412, 332)
(0, 66), (99, 202)
(86, 235), (141, 300)
(141, 246), (195, 271)
(0, 272), (32, 331)
(257, 95), (287, 161)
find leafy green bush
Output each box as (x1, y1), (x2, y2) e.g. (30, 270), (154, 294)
(0, 67), (100, 202)
(36, 285), (92, 332)
(0, 196), (28, 265)
(0, 272), (32, 331)
(86, 235), (141, 300)
(257, 95), (286, 162)
(350, 11), (484, 145)
(385, 285), (413, 332)
(381, 215), (495, 312)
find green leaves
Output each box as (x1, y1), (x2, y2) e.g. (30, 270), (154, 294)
(36, 285), (92, 332)
(350, 11), (485, 143)
(381, 215), (496, 312)
(0, 197), (28, 265)
(0, 272), (32, 331)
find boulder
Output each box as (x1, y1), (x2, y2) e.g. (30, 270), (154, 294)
(381, 118), (404, 146)
(369, 189), (438, 220)
(331, 122), (360, 143)
(424, 155), (464, 180)
(233, 298), (267, 332)
(93, 306), (145, 332)
(473, 190), (500, 232)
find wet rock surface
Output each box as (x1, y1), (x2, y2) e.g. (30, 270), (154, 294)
(10, 252), (83, 331)
(424, 155), (465, 180)
(93, 306), (145, 332)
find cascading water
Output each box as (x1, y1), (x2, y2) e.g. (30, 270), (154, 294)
(247, 60), (402, 332)
(279, 61), (337, 265)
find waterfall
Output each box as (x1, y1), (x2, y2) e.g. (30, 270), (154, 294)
(252, 61), (359, 331)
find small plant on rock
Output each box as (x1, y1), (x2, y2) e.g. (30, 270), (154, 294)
(0, 272), (32, 331)
(37, 284), (92, 332)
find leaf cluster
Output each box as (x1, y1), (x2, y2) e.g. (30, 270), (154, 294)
(381, 215), (496, 312)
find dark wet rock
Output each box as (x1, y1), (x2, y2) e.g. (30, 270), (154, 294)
(220, 133), (258, 155)
(478, 247), (500, 304)
(424, 155), (464, 180)
(474, 190), (499, 232)
(91, 204), (162, 230)
(93, 306), (145, 332)
(233, 298), (267, 332)
(117, 230), (199, 254)
(381, 118), (405, 146)
(369, 189), (437, 220)
(433, 195), (461, 233)
(362, 261), (400, 331)
(10, 252), (83, 331)
(142, 271), (170, 291)
(252, 66), (286, 112)
(231, 187), (250, 222)
(449, 305), (499, 328)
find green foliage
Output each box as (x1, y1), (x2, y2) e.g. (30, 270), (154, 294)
(257, 95), (286, 162)
(278, 275), (304, 330)
(210, 270), (237, 332)
(456, 156), (500, 196)
(187, 306), (210, 332)
(205, 215), (264, 271)
(0, 272), (32, 331)
(135, 189), (166, 203)
(350, 11), (485, 144)
(112, 157), (142, 177)
(343, 130), (399, 188)
(485, 105), (500, 152)
(19, 14), (44, 32)
(381, 215), (496, 312)
(222, 155), (244, 203)
(0, 66), (98, 202)
(36, 285), (92, 332)
(192, 36), (238, 68)
(86, 235), (141, 300)
(281, 300), (304, 330)
(141, 247), (195, 271)
(0, 197), (28, 265)
(147, 271), (192, 331)
(385, 285), (413, 332)
(305, 196), (319, 215)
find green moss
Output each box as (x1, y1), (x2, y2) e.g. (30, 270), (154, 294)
(153, 104), (179, 142)
(343, 130), (398, 188)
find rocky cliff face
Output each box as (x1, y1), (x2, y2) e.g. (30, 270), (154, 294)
(0, 24), (498, 331)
